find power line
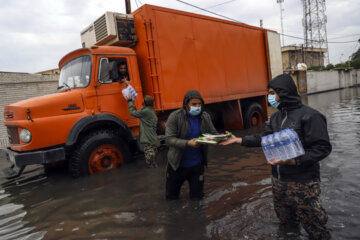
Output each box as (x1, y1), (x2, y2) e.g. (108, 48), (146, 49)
(204, 0), (237, 10)
(176, 1), (358, 45)
(176, 0), (244, 24)
(328, 34), (360, 40)
(328, 32), (360, 36)
(281, 33), (359, 44)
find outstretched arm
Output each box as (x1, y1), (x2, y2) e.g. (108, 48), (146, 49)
(127, 100), (145, 118)
(219, 133), (242, 145)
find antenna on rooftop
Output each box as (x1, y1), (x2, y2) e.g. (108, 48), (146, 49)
(302, 0), (330, 65)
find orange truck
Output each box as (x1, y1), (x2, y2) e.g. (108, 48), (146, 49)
(1, 4), (282, 178)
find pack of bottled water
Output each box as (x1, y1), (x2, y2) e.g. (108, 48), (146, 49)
(261, 128), (305, 162)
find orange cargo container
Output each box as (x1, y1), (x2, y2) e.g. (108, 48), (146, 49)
(1, 4), (282, 178)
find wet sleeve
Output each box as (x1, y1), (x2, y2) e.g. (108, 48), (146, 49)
(165, 112), (188, 149)
(241, 121), (273, 147)
(296, 113), (332, 167)
(128, 101), (145, 118)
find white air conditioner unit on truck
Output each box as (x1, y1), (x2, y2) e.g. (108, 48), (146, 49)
(80, 12), (136, 48)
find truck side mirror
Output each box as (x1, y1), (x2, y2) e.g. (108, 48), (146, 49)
(98, 57), (112, 84)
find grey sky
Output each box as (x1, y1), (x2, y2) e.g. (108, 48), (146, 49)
(0, 0), (359, 73)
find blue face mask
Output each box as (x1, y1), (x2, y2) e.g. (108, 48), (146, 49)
(268, 94), (280, 108)
(189, 106), (201, 116)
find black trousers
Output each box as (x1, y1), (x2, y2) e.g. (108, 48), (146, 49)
(166, 163), (204, 200)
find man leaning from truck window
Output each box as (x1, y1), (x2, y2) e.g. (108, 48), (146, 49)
(118, 62), (129, 82)
(125, 95), (159, 168)
(220, 74), (332, 240)
(165, 90), (218, 200)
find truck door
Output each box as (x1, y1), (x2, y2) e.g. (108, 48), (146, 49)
(96, 56), (133, 119)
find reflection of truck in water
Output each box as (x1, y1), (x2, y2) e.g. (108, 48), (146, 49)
(1, 4), (282, 178)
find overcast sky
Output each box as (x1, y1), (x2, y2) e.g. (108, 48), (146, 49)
(0, 0), (359, 73)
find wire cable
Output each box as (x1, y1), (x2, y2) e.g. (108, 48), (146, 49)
(281, 33), (359, 44)
(176, 0), (244, 24)
(176, 0), (359, 44)
(204, 0), (237, 10)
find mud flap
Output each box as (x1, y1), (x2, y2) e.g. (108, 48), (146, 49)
(1, 164), (26, 179)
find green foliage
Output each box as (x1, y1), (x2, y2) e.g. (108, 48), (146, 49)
(308, 66), (322, 71)
(331, 47), (360, 70)
(325, 64), (334, 70)
(351, 48), (360, 61)
(350, 58), (360, 69)
(335, 62), (351, 68)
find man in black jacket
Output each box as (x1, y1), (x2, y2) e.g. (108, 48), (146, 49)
(221, 74), (332, 240)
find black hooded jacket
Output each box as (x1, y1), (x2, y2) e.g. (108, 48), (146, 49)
(242, 74), (332, 182)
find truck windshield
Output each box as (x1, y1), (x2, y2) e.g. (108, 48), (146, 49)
(58, 55), (91, 90)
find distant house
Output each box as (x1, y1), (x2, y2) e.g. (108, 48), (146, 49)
(36, 68), (60, 75)
(282, 45), (327, 70)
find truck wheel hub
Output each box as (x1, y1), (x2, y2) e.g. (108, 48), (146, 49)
(251, 111), (262, 126)
(88, 144), (123, 173)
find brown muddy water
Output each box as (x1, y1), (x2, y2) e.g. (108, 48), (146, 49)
(0, 87), (359, 240)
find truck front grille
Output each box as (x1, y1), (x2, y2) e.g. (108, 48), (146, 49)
(7, 126), (19, 145)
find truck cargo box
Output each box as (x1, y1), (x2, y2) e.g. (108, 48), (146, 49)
(132, 4), (281, 111)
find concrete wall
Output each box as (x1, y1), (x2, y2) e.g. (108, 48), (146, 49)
(352, 70), (360, 86)
(339, 70), (352, 89)
(306, 69), (359, 94)
(306, 71), (340, 94)
(0, 72), (59, 148)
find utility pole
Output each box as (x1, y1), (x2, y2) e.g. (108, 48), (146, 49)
(277, 0), (285, 46)
(302, 44), (305, 63)
(125, 0), (131, 14)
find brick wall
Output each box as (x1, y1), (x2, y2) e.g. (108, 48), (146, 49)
(0, 72), (59, 149)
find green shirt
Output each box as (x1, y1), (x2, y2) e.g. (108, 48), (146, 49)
(128, 101), (159, 146)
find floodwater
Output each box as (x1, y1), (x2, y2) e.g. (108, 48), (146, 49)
(0, 87), (359, 240)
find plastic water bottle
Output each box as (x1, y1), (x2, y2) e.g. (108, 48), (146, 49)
(280, 129), (296, 159)
(273, 132), (287, 160)
(268, 134), (282, 162)
(261, 135), (272, 162)
(289, 129), (305, 157)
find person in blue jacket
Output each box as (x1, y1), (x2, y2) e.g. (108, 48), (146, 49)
(165, 90), (218, 200)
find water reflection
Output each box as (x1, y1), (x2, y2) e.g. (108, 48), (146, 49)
(0, 87), (359, 239)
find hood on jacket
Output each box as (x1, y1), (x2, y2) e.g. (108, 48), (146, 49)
(182, 90), (205, 112)
(268, 74), (302, 109)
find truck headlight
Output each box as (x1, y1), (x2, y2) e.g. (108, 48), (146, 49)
(19, 129), (32, 143)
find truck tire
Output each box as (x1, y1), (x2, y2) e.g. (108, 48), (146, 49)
(243, 103), (265, 129)
(69, 129), (131, 177)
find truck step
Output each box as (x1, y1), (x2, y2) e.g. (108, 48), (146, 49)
(1, 165), (25, 179)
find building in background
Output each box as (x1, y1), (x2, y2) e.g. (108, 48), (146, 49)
(36, 68), (60, 75)
(282, 45), (327, 70)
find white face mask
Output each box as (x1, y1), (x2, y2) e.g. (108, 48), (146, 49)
(268, 94), (280, 108)
(189, 106), (201, 116)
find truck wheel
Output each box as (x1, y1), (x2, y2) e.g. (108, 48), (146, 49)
(69, 129), (131, 177)
(243, 103), (265, 128)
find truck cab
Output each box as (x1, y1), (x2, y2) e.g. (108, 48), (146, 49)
(2, 46), (142, 178)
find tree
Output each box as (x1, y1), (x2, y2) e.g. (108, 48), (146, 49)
(351, 47), (360, 61)
(325, 64), (334, 70)
(350, 58), (360, 69)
